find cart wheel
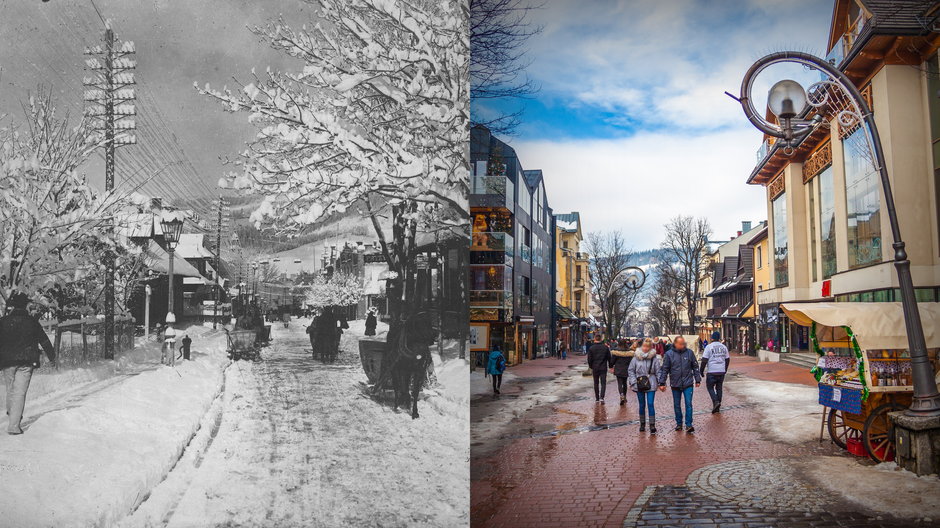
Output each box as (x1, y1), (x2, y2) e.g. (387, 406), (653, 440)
(827, 408), (861, 449)
(863, 402), (904, 463)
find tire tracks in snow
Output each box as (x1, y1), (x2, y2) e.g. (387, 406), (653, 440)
(117, 357), (232, 528)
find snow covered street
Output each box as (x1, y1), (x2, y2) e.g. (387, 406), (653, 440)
(128, 319), (469, 528)
(0, 320), (468, 528)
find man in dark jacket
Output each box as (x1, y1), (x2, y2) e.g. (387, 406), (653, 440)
(586, 334), (612, 403)
(657, 336), (701, 433)
(0, 293), (56, 435)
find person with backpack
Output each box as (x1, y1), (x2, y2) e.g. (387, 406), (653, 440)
(700, 330), (730, 413)
(586, 334), (612, 403)
(657, 336), (701, 433)
(609, 338), (634, 406)
(628, 338), (660, 434)
(0, 293), (56, 435)
(486, 345), (507, 394)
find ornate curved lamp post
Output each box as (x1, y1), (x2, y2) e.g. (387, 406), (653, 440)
(731, 51), (939, 416)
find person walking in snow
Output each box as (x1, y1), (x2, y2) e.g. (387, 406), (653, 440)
(657, 336), (701, 434)
(609, 338), (634, 406)
(181, 334), (192, 361)
(364, 307), (378, 336)
(486, 345), (507, 394)
(628, 338), (660, 434)
(0, 293), (56, 435)
(700, 331), (730, 413)
(586, 334), (612, 403)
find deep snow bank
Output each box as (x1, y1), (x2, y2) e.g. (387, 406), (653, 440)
(0, 334), (228, 528)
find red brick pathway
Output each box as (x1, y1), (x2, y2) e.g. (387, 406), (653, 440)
(470, 355), (836, 528)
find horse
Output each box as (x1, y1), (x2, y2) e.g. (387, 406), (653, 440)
(380, 312), (434, 419)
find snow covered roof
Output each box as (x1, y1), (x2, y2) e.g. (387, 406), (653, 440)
(143, 240), (205, 279)
(175, 233), (214, 260)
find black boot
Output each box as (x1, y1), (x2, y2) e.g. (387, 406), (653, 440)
(650, 420), (657, 435)
(639, 415), (646, 432)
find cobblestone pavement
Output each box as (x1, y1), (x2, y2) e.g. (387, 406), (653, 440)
(624, 484), (929, 527)
(470, 355), (919, 528)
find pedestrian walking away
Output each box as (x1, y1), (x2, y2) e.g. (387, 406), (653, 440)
(486, 345), (507, 394)
(700, 330), (730, 413)
(364, 307), (378, 336)
(657, 336), (701, 433)
(586, 334), (611, 403)
(0, 293), (56, 435)
(609, 338), (634, 406)
(628, 338), (660, 434)
(181, 334), (192, 360)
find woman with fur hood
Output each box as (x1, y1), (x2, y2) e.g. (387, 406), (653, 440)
(609, 338), (635, 406)
(628, 338), (661, 434)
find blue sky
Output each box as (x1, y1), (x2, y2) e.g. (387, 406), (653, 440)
(475, 0), (834, 249)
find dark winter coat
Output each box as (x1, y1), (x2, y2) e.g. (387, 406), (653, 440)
(609, 348), (634, 378)
(586, 343), (611, 372)
(657, 346), (702, 389)
(0, 308), (55, 369)
(364, 313), (377, 336)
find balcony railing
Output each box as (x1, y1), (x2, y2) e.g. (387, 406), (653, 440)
(471, 232), (514, 255)
(471, 174), (514, 210)
(470, 289), (513, 309)
(756, 138), (772, 164)
(825, 15), (868, 70)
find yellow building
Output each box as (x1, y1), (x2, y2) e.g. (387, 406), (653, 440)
(555, 212), (591, 352)
(749, 0), (940, 356)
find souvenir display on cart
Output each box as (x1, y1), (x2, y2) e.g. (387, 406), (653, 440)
(781, 302), (940, 463)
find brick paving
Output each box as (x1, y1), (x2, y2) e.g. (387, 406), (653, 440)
(625, 485), (925, 527)
(470, 354), (900, 528)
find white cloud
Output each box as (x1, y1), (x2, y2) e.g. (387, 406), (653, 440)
(512, 127), (769, 249)
(503, 0), (834, 248)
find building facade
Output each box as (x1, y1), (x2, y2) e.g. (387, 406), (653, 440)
(749, 0), (940, 354)
(470, 126), (555, 366)
(554, 212), (591, 354)
(706, 222), (765, 353)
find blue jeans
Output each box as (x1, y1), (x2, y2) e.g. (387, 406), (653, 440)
(671, 386), (694, 427)
(636, 390), (655, 417)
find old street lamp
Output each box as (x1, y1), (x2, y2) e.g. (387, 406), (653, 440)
(732, 51), (939, 417)
(160, 211), (185, 363)
(767, 79), (807, 119)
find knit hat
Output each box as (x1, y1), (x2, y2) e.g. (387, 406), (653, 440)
(711, 330), (721, 341)
(8, 292), (29, 309)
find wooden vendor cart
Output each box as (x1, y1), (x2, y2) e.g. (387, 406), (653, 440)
(781, 302), (940, 463)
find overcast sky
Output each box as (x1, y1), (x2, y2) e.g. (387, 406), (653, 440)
(0, 0), (311, 212)
(478, 0), (833, 249)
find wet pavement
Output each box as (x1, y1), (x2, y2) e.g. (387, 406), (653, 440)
(470, 354), (920, 528)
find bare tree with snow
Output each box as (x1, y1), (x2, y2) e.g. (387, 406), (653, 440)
(199, 0), (469, 398)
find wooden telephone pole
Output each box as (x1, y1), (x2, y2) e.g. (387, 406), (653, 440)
(83, 25), (136, 358)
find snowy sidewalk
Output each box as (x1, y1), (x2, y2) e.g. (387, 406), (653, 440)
(0, 329), (229, 528)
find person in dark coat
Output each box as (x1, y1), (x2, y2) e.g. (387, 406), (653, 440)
(609, 338), (634, 406)
(658, 337), (702, 433)
(364, 308), (378, 336)
(586, 334), (612, 403)
(0, 293), (56, 435)
(181, 334), (192, 360)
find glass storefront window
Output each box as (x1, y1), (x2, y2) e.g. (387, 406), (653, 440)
(843, 128), (882, 268)
(809, 177), (817, 283)
(818, 165), (837, 279)
(772, 192), (788, 287)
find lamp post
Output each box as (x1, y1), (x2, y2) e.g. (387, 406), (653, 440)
(603, 266), (646, 339)
(160, 212), (184, 365)
(731, 51), (940, 417)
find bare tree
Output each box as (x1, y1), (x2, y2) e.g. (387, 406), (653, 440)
(647, 264), (683, 335)
(659, 216), (712, 333)
(470, 0), (541, 135)
(583, 230), (640, 338)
